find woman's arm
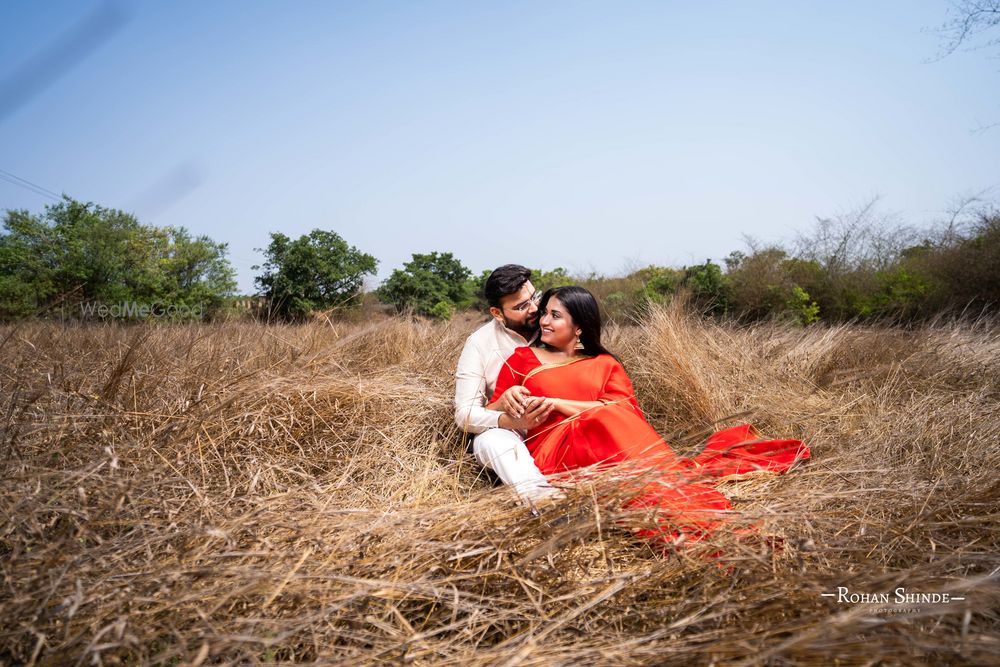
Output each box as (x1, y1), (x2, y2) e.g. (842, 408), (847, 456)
(549, 397), (603, 417)
(549, 357), (639, 418)
(599, 357), (644, 416)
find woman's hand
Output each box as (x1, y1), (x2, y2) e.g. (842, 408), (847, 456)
(498, 396), (555, 430)
(490, 385), (533, 418)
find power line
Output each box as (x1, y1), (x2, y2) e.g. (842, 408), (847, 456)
(0, 172), (62, 201)
(0, 167), (65, 201)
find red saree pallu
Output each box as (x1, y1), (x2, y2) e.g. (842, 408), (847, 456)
(492, 347), (810, 547)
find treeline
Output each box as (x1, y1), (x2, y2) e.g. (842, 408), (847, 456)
(2, 196), (998, 324)
(582, 202), (1000, 325)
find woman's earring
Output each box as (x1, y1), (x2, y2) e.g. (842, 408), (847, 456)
(575, 334), (585, 351)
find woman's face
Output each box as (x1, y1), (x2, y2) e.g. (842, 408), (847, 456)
(539, 295), (580, 349)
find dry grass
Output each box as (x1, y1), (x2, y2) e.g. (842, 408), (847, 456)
(1, 301), (998, 665)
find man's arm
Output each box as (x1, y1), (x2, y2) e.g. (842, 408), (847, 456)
(454, 336), (503, 434)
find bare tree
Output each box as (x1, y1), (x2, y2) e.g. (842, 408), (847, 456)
(935, 0), (1000, 58)
(794, 197), (917, 273)
(936, 189), (995, 243)
(932, 1), (1000, 130)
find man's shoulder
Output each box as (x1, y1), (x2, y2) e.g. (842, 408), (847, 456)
(465, 318), (501, 345)
(457, 320), (498, 364)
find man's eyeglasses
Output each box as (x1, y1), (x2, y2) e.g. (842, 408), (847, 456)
(505, 291), (541, 314)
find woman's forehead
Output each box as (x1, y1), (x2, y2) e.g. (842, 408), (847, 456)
(546, 295), (571, 319)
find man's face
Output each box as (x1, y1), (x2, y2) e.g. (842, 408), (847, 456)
(491, 280), (540, 337)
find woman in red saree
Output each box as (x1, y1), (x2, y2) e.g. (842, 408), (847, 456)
(489, 286), (809, 545)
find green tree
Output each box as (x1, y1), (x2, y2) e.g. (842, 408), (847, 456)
(37, 199), (161, 304)
(377, 252), (473, 319)
(1, 198), (236, 320)
(156, 226), (237, 312)
(254, 229), (377, 321)
(531, 267), (573, 293)
(0, 209), (57, 317)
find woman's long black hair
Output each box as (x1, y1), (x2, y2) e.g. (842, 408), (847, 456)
(535, 285), (615, 358)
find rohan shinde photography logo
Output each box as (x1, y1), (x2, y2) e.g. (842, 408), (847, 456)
(822, 586), (965, 613)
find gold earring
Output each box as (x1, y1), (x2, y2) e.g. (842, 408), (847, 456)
(575, 334), (585, 351)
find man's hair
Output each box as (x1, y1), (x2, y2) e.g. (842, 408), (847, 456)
(484, 264), (532, 308)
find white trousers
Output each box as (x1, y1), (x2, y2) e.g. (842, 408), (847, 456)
(472, 428), (557, 501)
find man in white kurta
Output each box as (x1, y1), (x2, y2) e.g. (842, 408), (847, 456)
(454, 265), (558, 501)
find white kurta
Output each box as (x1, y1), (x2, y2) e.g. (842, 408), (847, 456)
(454, 318), (555, 501)
(453, 318), (534, 434)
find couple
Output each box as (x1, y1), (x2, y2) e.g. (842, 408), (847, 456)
(454, 265), (809, 542)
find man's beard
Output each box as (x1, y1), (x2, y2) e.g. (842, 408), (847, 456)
(504, 314), (539, 339)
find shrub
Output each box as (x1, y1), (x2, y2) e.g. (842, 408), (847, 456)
(682, 260), (729, 315)
(786, 285), (821, 325)
(428, 300), (455, 321)
(917, 212), (1000, 315)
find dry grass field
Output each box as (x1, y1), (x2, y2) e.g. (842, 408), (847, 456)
(2, 301), (998, 665)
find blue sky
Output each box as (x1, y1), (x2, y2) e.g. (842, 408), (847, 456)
(1, 1), (998, 293)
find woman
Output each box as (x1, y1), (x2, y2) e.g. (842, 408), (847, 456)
(490, 285), (809, 544)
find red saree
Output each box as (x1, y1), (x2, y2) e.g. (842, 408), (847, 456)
(491, 347), (810, 544)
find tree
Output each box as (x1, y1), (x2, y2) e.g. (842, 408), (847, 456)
(0, 209), (58, 318)
(46, 198), (159, 303)
(935, 1), (1000, 58)
(0, 197), (236, 320)
(377, 252), (473, 319)
(531, 267), (573, 293)
(934, 1), (1000, 130)
(254, 229), (377, 321)
(156, 226), (237, 312)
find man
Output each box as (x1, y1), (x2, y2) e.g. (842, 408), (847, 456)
(454, 264), (560, 502)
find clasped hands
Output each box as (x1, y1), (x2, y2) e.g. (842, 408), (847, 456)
(494, 385), (555, 431)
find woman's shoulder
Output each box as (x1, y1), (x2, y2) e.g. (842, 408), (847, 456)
(593, 352), (622, 366)
(591, 353), (627, 374)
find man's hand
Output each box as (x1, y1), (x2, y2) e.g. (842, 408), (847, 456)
(498, 396), (555, 431)
(496, 385), (532, 418)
